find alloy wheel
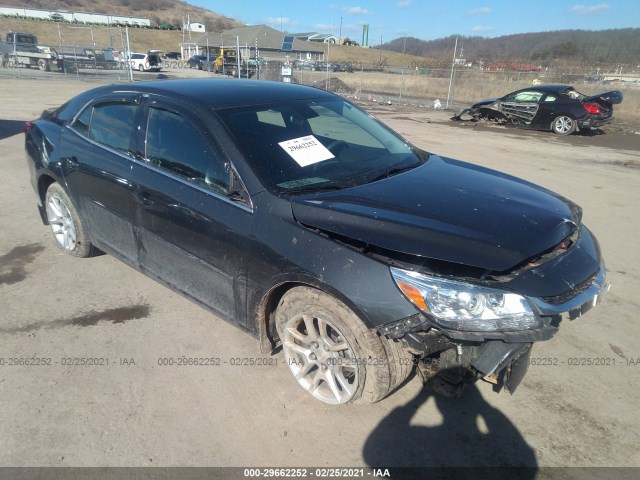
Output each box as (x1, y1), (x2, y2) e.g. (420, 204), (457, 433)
(282, 313), (359, 405)
(46, 194), (77, 252)
(554, 116), (574, 135)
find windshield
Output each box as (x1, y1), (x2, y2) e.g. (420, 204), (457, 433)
(216, 98), (424, 193)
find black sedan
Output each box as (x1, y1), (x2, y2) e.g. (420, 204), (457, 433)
(452, 84), (623, 135)
(186, 54), (214, 70)
(25, 79), (609, 404)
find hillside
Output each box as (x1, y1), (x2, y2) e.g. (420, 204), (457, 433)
(3, 0), (639, 72)
(385, 29), (640, 69)
(0, 17), (184, 52)
(0, 16), (429, 66)
(0, 0), (241, 31)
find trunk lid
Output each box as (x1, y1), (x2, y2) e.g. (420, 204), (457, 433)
(584, 90), (623, 107)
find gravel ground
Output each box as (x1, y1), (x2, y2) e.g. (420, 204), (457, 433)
(1, 77), (639, 474)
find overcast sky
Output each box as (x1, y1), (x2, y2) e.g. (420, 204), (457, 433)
(194, 1), (638, 44)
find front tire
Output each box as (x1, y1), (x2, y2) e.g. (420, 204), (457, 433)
(275, 286), (413, 405)
(45, 183), (93, 257)
(552, 115), (576, 135)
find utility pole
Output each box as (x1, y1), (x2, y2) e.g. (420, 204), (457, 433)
(325, 40), (330, 91)
(446, 36), (458, 109)
(236, 35), (240, 79)
(125, 26), (133, 82)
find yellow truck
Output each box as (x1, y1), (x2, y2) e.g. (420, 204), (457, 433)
(203, 47), (254, 77)
(206, 47), (238, 75)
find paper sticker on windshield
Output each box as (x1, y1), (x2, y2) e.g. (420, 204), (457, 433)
(278, 135), (335, 167)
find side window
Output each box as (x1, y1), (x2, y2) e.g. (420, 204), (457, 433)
(145, 107), (228, 194)
(510, 91), (543, 103)
(88, 102), (137, 153)
(72, 106), (92, 137)
(543, 95), (557, 102)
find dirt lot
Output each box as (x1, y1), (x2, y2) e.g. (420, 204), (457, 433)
(1, 76), (639, 474)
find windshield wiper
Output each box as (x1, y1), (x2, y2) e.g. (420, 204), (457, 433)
(281, 181), (352, 196)
(366, 162), (422, 184)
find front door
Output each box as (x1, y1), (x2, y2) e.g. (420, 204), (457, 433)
(131, 96), (252, 324)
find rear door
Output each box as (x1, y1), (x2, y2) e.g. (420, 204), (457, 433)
(130, 95), (253, 324)
(60, 94), (142, 262)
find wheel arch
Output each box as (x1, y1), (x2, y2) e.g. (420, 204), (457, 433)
(255, 277), (375, 355)
(38, 174), (57, 206)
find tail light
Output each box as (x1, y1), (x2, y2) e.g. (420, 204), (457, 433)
(23, 121), (32, 135)
(583, 103), (601, 115)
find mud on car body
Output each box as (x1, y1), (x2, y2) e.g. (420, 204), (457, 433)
(25, 79), (609, 405)
(452, 84), (623, 135)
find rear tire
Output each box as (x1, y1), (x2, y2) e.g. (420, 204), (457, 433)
(275, 286), (413, 405)
(45, 183), (94, 258)
(138, 64), (144, 72)
(552, 115), (576, 135)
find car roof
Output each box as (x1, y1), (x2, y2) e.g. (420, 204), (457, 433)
(106, 79), (336, 109)
(522, 84), (572, 93)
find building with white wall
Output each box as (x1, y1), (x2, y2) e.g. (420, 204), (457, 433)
(0, 6), (150, 26)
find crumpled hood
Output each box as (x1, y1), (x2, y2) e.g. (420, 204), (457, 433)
(472, 98), (499, 107)
(290, 155), (582, 272)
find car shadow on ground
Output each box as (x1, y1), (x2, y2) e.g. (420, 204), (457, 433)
(363, 379), (538, 479)
(573, 127), (607, 137)
(0, 120), (27, 141)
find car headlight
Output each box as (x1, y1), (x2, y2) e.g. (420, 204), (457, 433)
(390, 267), (540, 332)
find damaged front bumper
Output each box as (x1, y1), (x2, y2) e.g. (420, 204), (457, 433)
(375, 261), (610, 393)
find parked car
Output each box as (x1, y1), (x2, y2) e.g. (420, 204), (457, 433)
(128, 51), (162, 72)
(332, 62), (353, 73)
(25, 79), (609, 405)
(246, 56), (267, 66)
(187, 54), (214, 70)
(452, 84), (623, 135)
(314, 61), (332, 71)
(164, 51), (182, 60)
(293, 60), (314, 70)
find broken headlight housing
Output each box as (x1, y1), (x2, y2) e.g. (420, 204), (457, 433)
(390, 267), (541, 332)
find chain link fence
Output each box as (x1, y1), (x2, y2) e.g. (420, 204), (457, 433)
(290, 65), (638, 121)
(2, 20), (637, 121)
(0, 23), (134, 81)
